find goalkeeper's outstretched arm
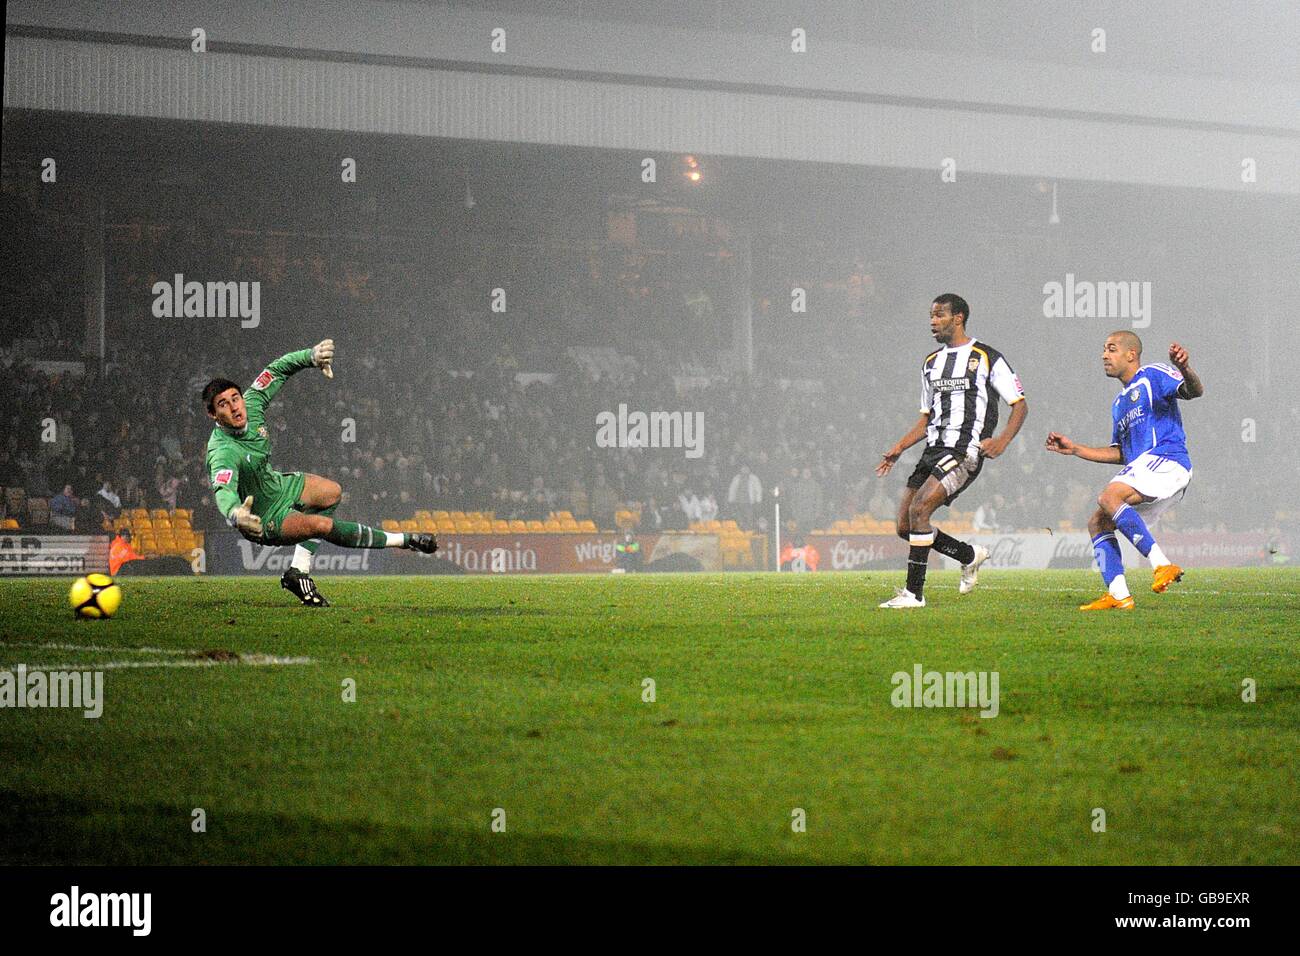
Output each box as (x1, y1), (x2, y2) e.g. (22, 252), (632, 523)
(242, 340), (335, 415)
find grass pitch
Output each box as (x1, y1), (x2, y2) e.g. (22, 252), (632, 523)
(1, 568), (1297, 865)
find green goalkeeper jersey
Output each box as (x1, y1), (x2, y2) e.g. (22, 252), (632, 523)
(205, 348), (314, 522)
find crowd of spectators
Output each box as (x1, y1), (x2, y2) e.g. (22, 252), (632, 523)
(3, 180), (1294, 543)
(3, 322), (1295, 541)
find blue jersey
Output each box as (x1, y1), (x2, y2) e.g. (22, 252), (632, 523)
(1110, 364), (1191, 469)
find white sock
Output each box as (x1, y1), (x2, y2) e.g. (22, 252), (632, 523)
(291, 544), (314, 573)
(1108, 575), (1131, 601)
(1148, 543), (1170, 569)
(384, 532), (406, 548)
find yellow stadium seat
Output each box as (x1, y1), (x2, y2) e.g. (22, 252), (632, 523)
(400, 520), (419, 533)
(174, 508), (192, 521)
(492, 520), (510, 533)
(509, 520), (527, 532)
(433, 511), (450, 520)
(578, 520), (597, 532)
(524, 520), (543, 532)
(414, 510), (432, 521)
(382, 520), (401, 532)
(419, 519), (438, 533)
(0, 518), (18, 530)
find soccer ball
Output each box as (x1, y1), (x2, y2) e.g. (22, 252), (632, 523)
(69, 573), (123, 619)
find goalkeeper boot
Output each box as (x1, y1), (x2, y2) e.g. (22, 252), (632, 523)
(1151, 564), (1184, 593)
(1079, 593), (1135, 611)
(281, 569), (329, 607)
(404, 532), (438, 555)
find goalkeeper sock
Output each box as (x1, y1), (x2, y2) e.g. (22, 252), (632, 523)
(931, 529), (975, 566)
(1091, 532), (1128, 599)
(324, 520), (405, 550)
(905, 531), (934, 599)
(292, 503), (339, 571)
(291, 544), (314, 573)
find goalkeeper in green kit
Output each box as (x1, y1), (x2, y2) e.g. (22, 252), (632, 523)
(202, 339), (436, 607)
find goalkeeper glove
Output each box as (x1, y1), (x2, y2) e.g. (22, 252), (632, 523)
(228, 495), (263, 537)
(311, 338), (335, 379)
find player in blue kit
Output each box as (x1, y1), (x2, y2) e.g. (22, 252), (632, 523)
(1045, 331), (1205, 610)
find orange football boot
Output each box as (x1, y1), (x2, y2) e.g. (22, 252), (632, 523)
(1079, 593), (1136, 611)
(1151, 564), (1184, 593)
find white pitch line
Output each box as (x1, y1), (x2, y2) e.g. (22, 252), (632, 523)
(0, 642), (192, 655)
(926, 583), (1299, 598)
(7, 654), (313, 671)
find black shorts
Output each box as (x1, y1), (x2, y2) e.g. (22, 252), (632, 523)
(906, 446), (984, 504)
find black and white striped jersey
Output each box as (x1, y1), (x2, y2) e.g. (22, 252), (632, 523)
(920, 339), (1025, 457)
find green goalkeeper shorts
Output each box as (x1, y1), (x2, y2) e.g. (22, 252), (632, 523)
(249, 470), (306, 544)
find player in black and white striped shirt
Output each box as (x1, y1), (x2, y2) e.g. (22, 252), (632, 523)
(875, 294), (1029, 607)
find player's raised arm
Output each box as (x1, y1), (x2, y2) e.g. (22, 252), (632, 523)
(1168, 342), (1204, 399)
(242, 340), (335, 414)
(1045, 431), (1123, 464)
